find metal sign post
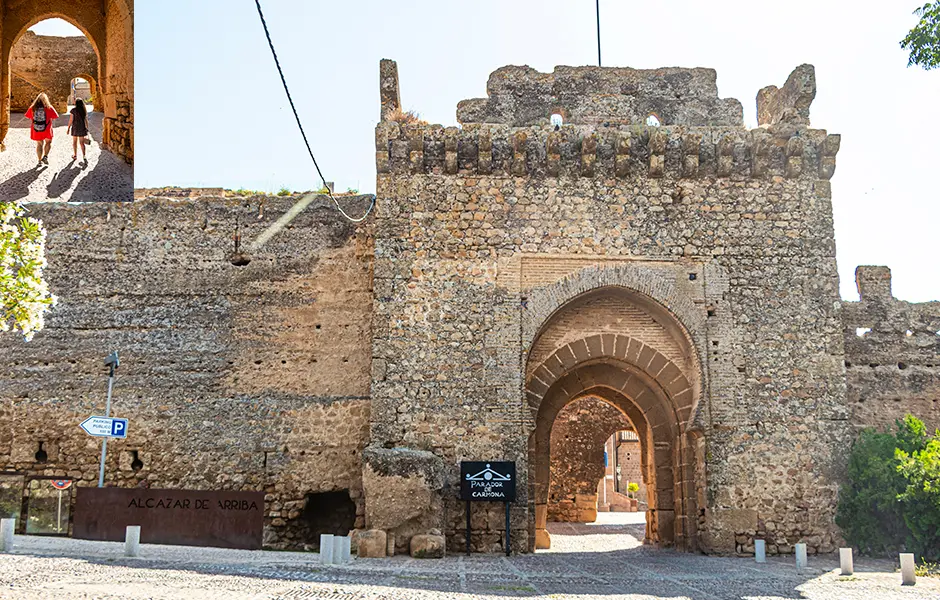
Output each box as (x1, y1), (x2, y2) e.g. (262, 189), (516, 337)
(460, 461), (516, 556)
(97, 352), (119, 488)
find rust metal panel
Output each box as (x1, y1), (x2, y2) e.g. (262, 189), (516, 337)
(73, 488), (264, 550)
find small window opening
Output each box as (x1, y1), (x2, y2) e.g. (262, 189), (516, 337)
(299, 491), (357, 550)
(898, 362), (908, 370)
(688, 273), (697, 281)
(707, 308), (716, 317)
(856, 327), (871, 337)
(550, 113), (564, 129)
(131, 450), (143, 472)
(35, 442), (48, 463)
(845, 361), (852, 368)
(646, 114), (661, 127)
(905, 330), (913, 337)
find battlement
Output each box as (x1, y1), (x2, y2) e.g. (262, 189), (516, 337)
(375, 120), (840, 180)
(455, 65), (744, 127)
(377, 60), (837, 181)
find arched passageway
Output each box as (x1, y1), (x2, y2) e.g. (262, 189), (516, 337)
(0, 0), (133, 163)
(525, 286), (706, 552)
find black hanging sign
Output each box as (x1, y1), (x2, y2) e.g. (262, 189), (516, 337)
(460, 461), (516, 502)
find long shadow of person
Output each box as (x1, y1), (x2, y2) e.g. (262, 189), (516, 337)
(47, 160), (83, 199)
(0, 165), (46, 202)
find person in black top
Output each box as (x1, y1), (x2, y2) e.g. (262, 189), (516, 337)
(67, 98), (89, 163)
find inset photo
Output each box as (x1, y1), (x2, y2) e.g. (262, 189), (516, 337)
(0, 0), (133, 202)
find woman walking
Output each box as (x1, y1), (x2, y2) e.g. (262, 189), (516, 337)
(24, 92), (58, 167)
(67, 98), (90, 164)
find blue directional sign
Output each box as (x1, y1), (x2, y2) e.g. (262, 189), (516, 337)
(80, 416), (128, 439)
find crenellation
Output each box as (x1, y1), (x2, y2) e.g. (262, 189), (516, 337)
(374, 122), (840, 181)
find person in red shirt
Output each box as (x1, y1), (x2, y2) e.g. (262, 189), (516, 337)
(24, 92), (59, 167)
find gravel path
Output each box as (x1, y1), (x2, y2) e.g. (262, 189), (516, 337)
(1, 516), (937, 599)
(0, 112), (132, 203)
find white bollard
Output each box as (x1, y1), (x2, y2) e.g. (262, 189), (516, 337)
(332, 535), (351, 564)
(754, 539), (766, 563)
(320, 534), (335, 565)
(839, 547), (853, 576)
(340, 535), (352, 563)
(794, 543), (807, 569)
(0, 518), (14, 552)
(124, 525), (141, 557)
(900, 553), (916, 585)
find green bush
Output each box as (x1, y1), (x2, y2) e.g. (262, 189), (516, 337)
(836, 415), (940, 561)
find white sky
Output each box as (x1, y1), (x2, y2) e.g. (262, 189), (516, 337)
(28, 18), (82, 37)
(133, 0), (939, 303)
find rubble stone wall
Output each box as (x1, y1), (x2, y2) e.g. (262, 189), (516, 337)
(843, 266), (940, 432)
(0, 194), (375, 550)
(9, 31), (96, 112)
(548, 396), (630, 522)
(372, 62), (851, 555)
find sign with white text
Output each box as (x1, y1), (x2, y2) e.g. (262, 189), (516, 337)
(460, 461), (516, 502)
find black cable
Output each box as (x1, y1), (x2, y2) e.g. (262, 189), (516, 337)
(253, 0), (374, 222)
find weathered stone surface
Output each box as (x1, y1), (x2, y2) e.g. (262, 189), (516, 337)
(0, 193), (376, 550)
(361, 447), (445, 553)
(356, 529), (386, 558)
(456, 65), (744, 126)
(757, 64), (816, 127)
(10, 31), (96, 113)
(843, 266), (940, 432)
(409, 533), (445, 558)
(0, 0), (134, 163)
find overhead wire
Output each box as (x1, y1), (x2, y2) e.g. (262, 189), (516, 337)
(253, 0), (375, 223)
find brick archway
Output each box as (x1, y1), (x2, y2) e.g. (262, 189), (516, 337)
(525, 287), (704, 552)
(0, 0), (133, 162)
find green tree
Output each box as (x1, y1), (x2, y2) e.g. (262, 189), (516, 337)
(901, 2), (940, 70)
(896, 436), (940, 560)
(0, 201), (56, 340)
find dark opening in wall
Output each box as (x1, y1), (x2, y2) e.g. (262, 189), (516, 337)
(35, 442), (47, 463)
(130, 450), (143, 471)
(299, 490), (356, 549)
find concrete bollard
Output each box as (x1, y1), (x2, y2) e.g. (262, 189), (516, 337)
(330, 535), (351, 564)
(794, 543), (807, 569)
(900, 553), (916, 585)
(839, 547), (853, 576)
(0, 518), (14, 552)
(124, 525), (141, 557)
(754, 539), (766, 563)
(320, 534), (335, 565)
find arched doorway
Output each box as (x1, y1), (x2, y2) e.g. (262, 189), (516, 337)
(525, 285), (705, 552)
(0, 0), (133, 163)
(69, 75), (97, 110)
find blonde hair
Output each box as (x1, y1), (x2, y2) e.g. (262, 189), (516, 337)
(32, 92), (52, 111)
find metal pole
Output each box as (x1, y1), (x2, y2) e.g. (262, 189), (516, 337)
(97, 364), (114, 488)
(596, 0), (602, 66)
(56, 489), (62, 533)
(465, 499), (471, 556)
(504, 501), (511, 556)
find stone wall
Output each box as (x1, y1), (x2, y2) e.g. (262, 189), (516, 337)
(843, 266), (940, 432)
(0, 193), (375, 550)
(371, 61), (851, 555)
(548, 396), (630, 522)
(615, 436), (647, 507)
(9, 31), (96, 112)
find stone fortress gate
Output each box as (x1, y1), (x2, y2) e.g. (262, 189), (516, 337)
(1, 60), (938, 556)
(0, 0), (134, 162)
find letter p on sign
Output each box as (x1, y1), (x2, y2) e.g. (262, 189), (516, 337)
(111, 418), (128, 439)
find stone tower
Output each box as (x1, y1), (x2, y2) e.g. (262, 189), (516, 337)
(365, 59), (850, 554)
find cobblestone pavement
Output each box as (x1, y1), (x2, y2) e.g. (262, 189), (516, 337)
(1, 516), (937, 599)
(0, 112), (132, 203)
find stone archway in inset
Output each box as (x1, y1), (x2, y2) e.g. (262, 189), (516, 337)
(1, 0), (133, 162)
(69, 73), (98, 110)
(525, 285), (706, 552)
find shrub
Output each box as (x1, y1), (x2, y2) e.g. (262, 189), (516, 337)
(836, 415), (940, 561)
(384, 107), (427, 126)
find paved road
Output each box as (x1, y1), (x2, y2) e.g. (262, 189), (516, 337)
(0, 516), (936, 599)
(0, 112), (132, 203)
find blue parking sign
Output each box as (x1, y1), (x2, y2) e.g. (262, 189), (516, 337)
(110, 418), (128, 439)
